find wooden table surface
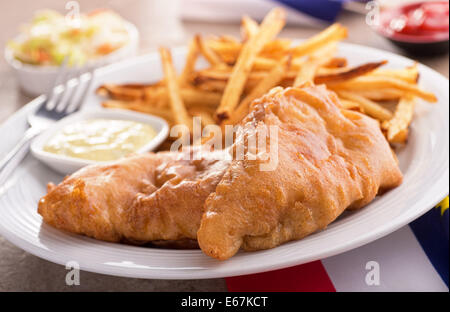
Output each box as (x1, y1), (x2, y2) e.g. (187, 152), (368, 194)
(0, 1), (448, 291)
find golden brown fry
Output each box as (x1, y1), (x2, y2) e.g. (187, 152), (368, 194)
(290, 23), (347, 58)
(159, 47), (193, 132)
(194, 80), (228, 93)
(193, 68), (233, 81)
(179, 39), (200, 86)
(294, 60), (318, 86)
(316, 66), (349, 75)
(206, 39), (241, 59)
(207, 38), (291, 66)
(97, 84), (145, 101)
(215, 8), (286, 120)
(194, 68), (270, 83)
(259, 39), (292, 59)
(196, 35), (225, 67)
(336, 90), (393, 121)
(370, 64), (419, 84)
(194, 75), (269, 97)
(333, 76), (437, 103)
(354, 89), (405, 101)
(241, 15), (259, 41)
(382, 95), (416, 143)
(195, 66), (320, 85)
(293, 42), (337, 86)
(315, 61), (387, 85)
(142, 86), (169, 106)
(219, 35), (240, 43)
(188, 107), (217, 126)
(339, 98), (362, 110)
(181, 88), (222, 108)
(102, 100), (174, 121)
(142, 86), (222, 108)
(99, 83), (169, 104)
(325, 57), (348, 68)
(328, 86), (405, 101)
(252, 57), (279, 70)
(233, 56), (291, 124)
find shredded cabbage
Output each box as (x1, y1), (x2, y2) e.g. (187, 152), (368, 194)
(9, 9), (130, 66)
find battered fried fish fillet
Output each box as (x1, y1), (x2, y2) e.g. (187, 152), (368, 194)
(38, 148), (229, 243)
(197, 85), (403, 260)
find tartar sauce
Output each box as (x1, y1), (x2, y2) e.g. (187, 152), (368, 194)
(43, 119), (157, 161)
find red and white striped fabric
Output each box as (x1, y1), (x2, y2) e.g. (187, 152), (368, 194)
(226, 224), (448, 292)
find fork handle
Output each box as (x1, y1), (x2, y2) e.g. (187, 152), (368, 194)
(0, 127), (42, 181)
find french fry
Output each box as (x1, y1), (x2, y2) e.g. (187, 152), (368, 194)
(382, 95), (416, 143)
(333, 76), (437, 102)
(181, 88), (222, 108)
(316, 67), (348, 75)
(370, 64), (419, 83)
(194, 68), (268, 82)
(215, 8), (286, 120)
(142, 87), (222, 108)
(241, 15), (259, 41)
(293, 42), (337, 86)
(252, 57), (279, 70)
(294, 60), (318, 86)
(196, 35), (226, 67)
(290, 23), (347, 58)
(179, 39), (199, 86)
(350, 88), (404, 101)
(102, 100), (174, 121)
(324, 57), (348, 68)
(194, 80), (228, 92)
(218, 35), (240, 44)
(99, 83), (168, 107)
(97, 84), (145, 101)
(328, 82), (405, 100)
(207, 38), (291, 65)
(206, 39), (242, 64)
(159, 47), (193, 132)
(315, 61), (387, 85)
(189, 107), (216, 126)
(206, 39), (240, 52)
(259, 39), (292, 59)
(143, 86), (169, 107)
(339, 99), (362, 110)
(195, 78), (261, 95)
(234, 56), (291, 124)
(336, 90), (393, 121)
(195, 67), (320, 85)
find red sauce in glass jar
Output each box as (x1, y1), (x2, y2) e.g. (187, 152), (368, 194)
(378, 1), (449, 43)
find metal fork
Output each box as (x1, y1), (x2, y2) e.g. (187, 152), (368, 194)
(0, 64), (96, 180)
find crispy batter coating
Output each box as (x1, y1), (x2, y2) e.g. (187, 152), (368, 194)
(38, 149), (230, 243)
(197, 85), (403, 259)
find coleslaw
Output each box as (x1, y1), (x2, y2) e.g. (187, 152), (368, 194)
(8, 9), (131, 66)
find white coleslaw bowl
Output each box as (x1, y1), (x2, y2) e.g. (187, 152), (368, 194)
(4, 22), (139, 96)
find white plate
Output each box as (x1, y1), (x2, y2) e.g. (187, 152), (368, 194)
(0, 43), (448, 279)
(30, 108), (169, 175)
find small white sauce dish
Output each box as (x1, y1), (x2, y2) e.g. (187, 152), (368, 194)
(31, 108), (169, 175)
(4, 22), (139, 96)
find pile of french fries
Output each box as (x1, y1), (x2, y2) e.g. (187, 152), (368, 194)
(97, 8), (437, 147)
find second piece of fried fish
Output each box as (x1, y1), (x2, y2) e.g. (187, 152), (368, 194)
(38, 148), (230, 243)
(197, 85), (403, 260)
